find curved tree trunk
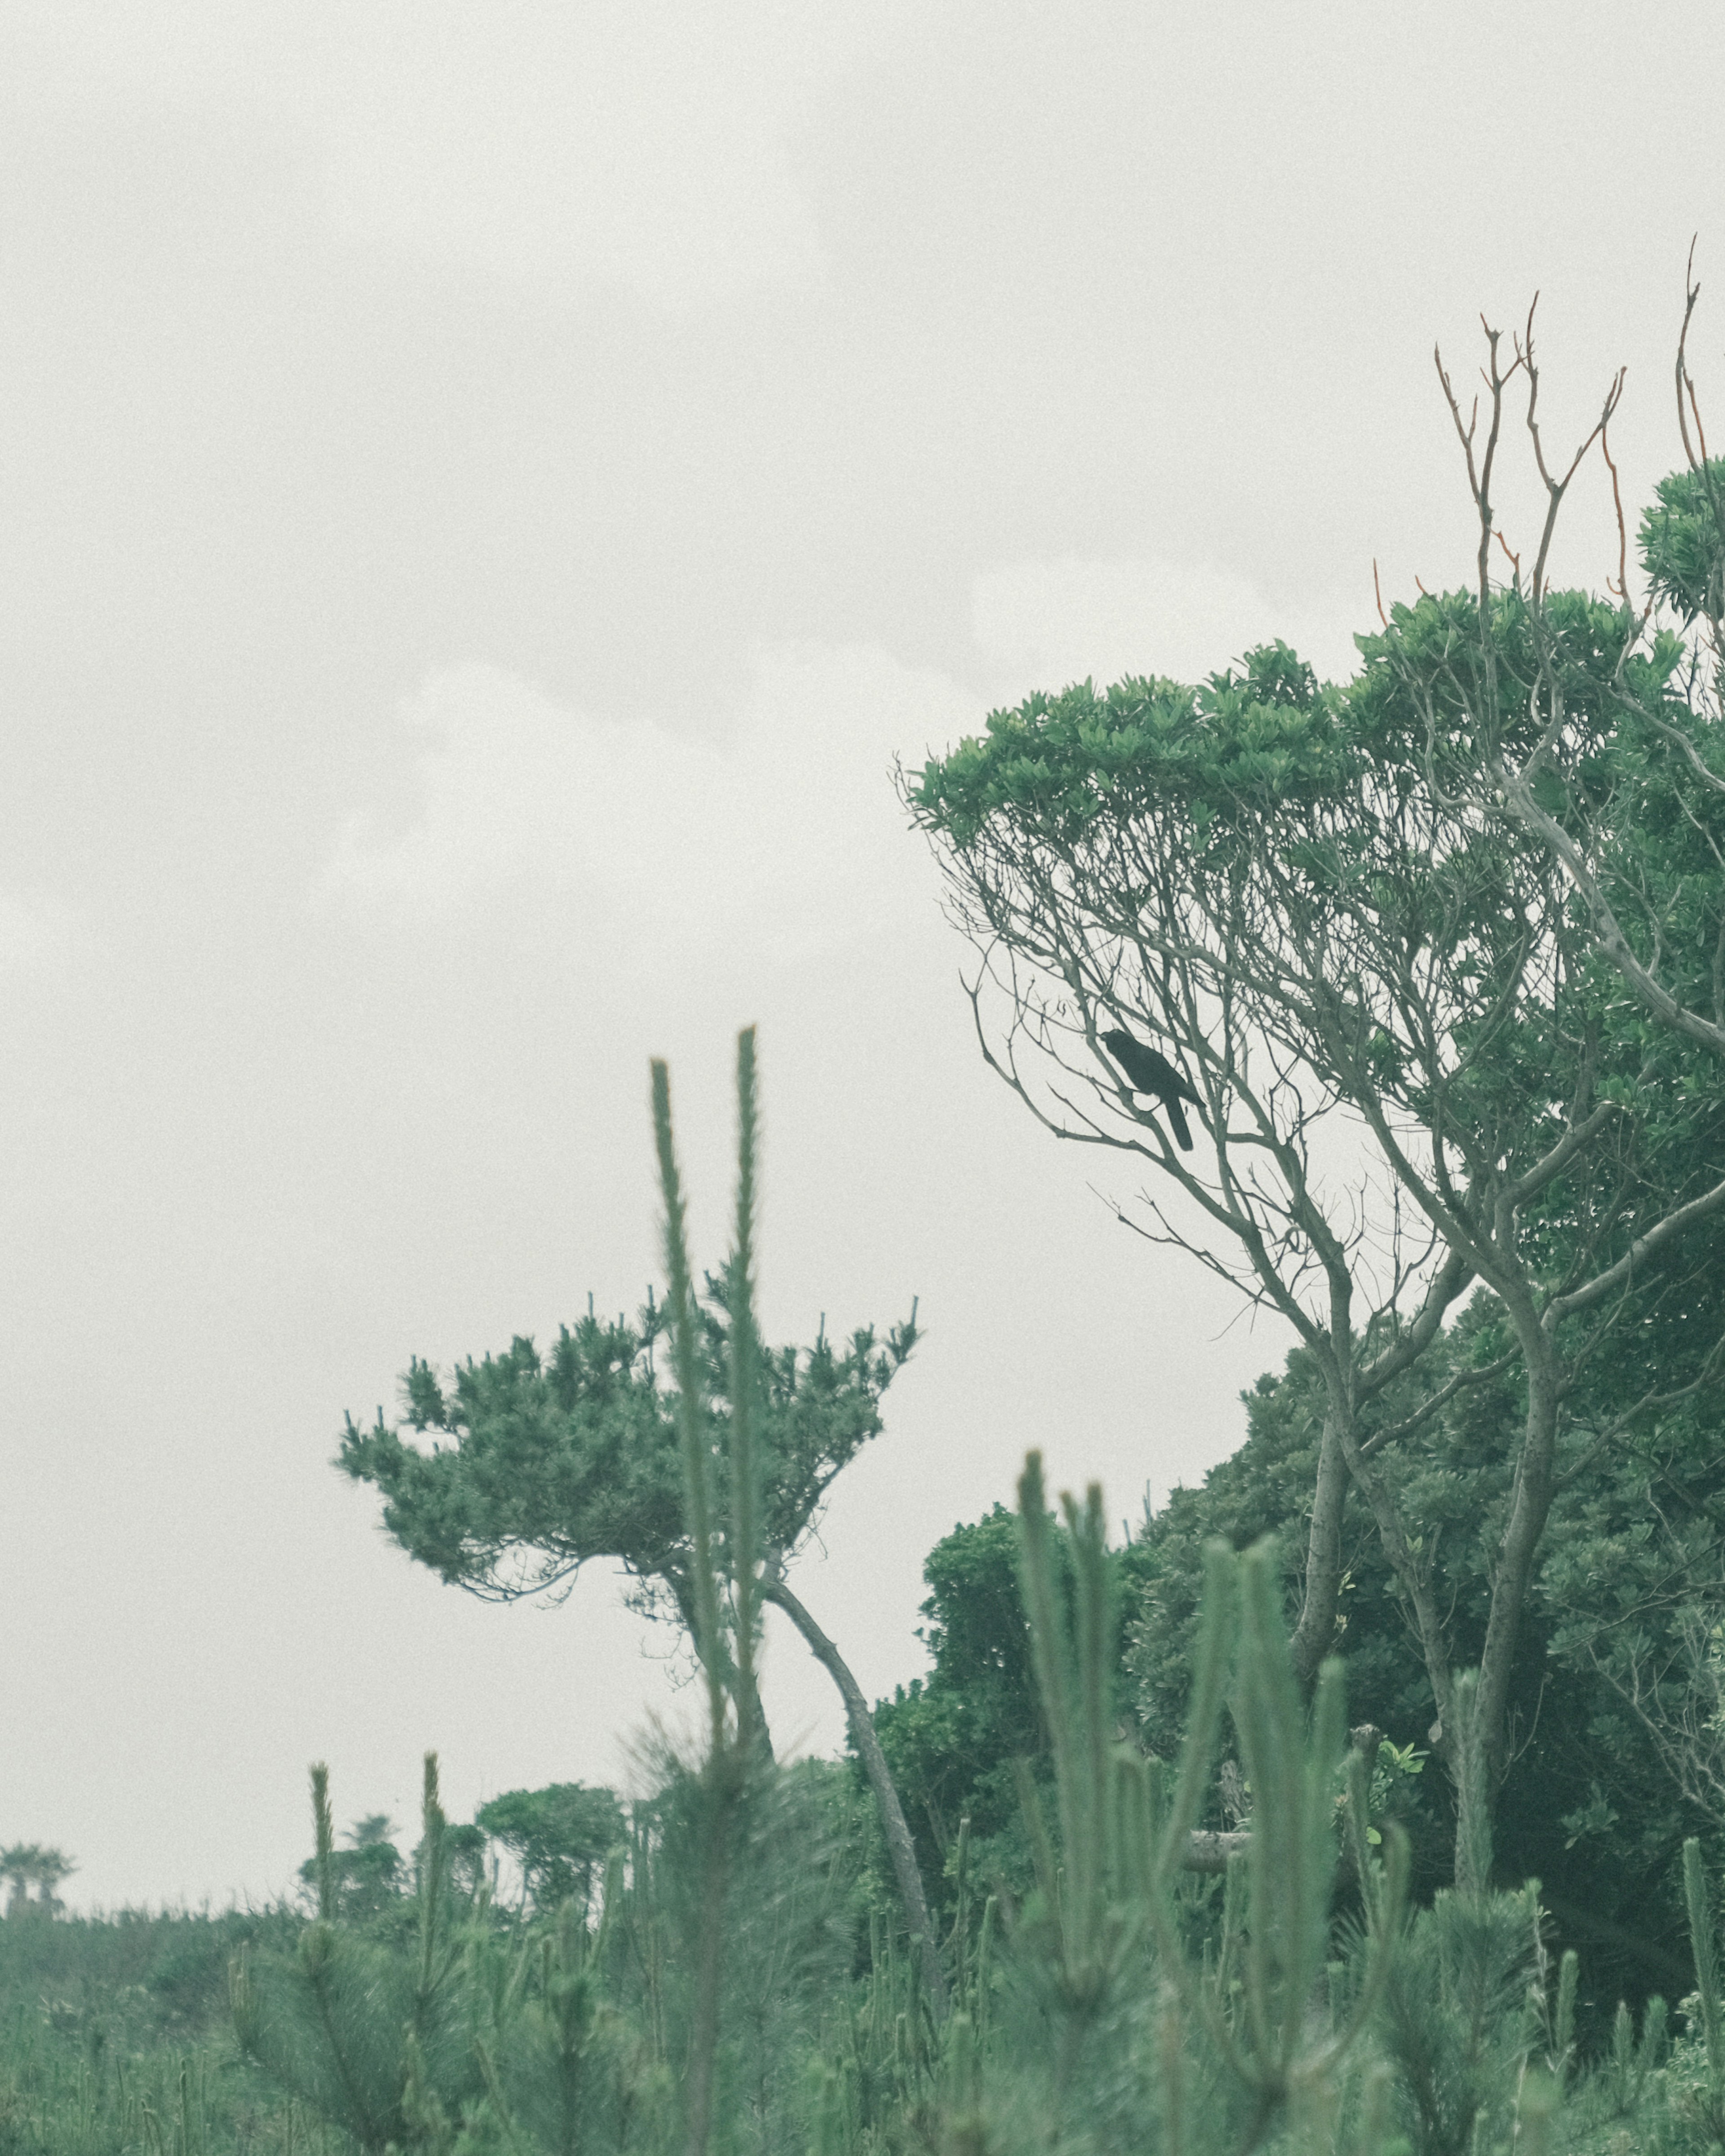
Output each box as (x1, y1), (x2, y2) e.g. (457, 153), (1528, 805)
(761, 1576), (949, 2020)
(671, 1573), (776, 1763)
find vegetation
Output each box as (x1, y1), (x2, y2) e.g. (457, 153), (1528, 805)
(8, 287), (1725, 2149)
(9, 1481), (1725, 2154)
(336, 1034), (941, 2011)
(906, 297), (1725, 1854)
(2, 1851), (76, 1925)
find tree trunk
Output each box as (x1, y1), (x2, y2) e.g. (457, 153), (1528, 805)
(1287, 1410), (1351, 1688)
(1474, 1316), (1563, 1793)
(761, 1576), (950, 2020)
(1333, 1418), (1460, 1775)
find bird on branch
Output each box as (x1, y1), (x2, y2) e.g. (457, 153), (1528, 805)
(1101, 1028), (1200, 1150)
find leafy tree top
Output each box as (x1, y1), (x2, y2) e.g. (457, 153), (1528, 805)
(0, 1843), (75, 1905)
(338, 1281), (918, 1628)
(908, 641), (1346, 852)
(1642, 455), (1725, 626)
(473, 1783), (624, 1912)
(910, 598), (1687, 854)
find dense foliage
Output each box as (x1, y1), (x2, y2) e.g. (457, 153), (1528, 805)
(860, 1319), (1725, 2031)
(474, 1785), (626, 1915)
(870, 1505), (1154, 1926)
(1127, 1322), (1725, 2018)
(338, 1288), (917, 1648)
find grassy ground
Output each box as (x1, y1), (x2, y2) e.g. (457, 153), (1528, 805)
(0, 1907), (326, 2156)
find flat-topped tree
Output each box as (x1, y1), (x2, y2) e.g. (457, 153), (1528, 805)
(0, 1843), (74, 1919)
(474, 1783), (624, 1915)
(905, 638), (1478, 1719)
(294, 1811), (405, 1921)
(339, 1281), (916, 1745)
(338, 1035), (948, 2016)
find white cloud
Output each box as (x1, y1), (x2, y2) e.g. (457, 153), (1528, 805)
(320, 645), (978, 954)
(322, 570), (1362, 944)
(972, 556), (1361, 701)
(6, 1), (883, 307)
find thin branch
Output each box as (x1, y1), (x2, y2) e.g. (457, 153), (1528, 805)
(1516, 292), (1625, 608)
(1547, 1172), (1725, 1324)
(1553, 1333), (1725, 1495)
(1678, 238), (1707, 474)
(1637, 704), (1725, 798)
(1360, 1349), (1519, 1460)
(1495, 529), (1522, 588)
(1356, 1246), (1474, 1403)
(1505, 1093), (1626, 1208)
(1602, 414), (1631, 604)
(1490, 758), (1725, 1062)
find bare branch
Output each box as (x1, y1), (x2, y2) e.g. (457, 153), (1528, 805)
(1678, 237), (1707, 475)
(1516, 294), (1626, 607)
(1602, 413), (1632, 604)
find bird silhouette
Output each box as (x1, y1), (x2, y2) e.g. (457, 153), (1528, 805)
(1101, 1028), (1199, 1150)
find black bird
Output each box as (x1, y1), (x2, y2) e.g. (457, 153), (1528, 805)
(1101, 1028), (1200, 1150)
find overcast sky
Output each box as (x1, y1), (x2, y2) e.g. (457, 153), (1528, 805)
(4, 1), (1722, 1913)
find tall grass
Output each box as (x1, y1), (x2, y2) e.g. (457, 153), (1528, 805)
(7, 1034), (1721, 2152)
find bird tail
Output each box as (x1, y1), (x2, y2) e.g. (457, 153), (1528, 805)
(1164, 1098), (1194, 1151)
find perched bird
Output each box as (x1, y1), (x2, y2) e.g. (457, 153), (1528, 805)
(1101, 1028), (1200, 1150)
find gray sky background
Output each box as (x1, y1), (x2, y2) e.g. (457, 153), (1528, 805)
(4, 1), (1722, 1912)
